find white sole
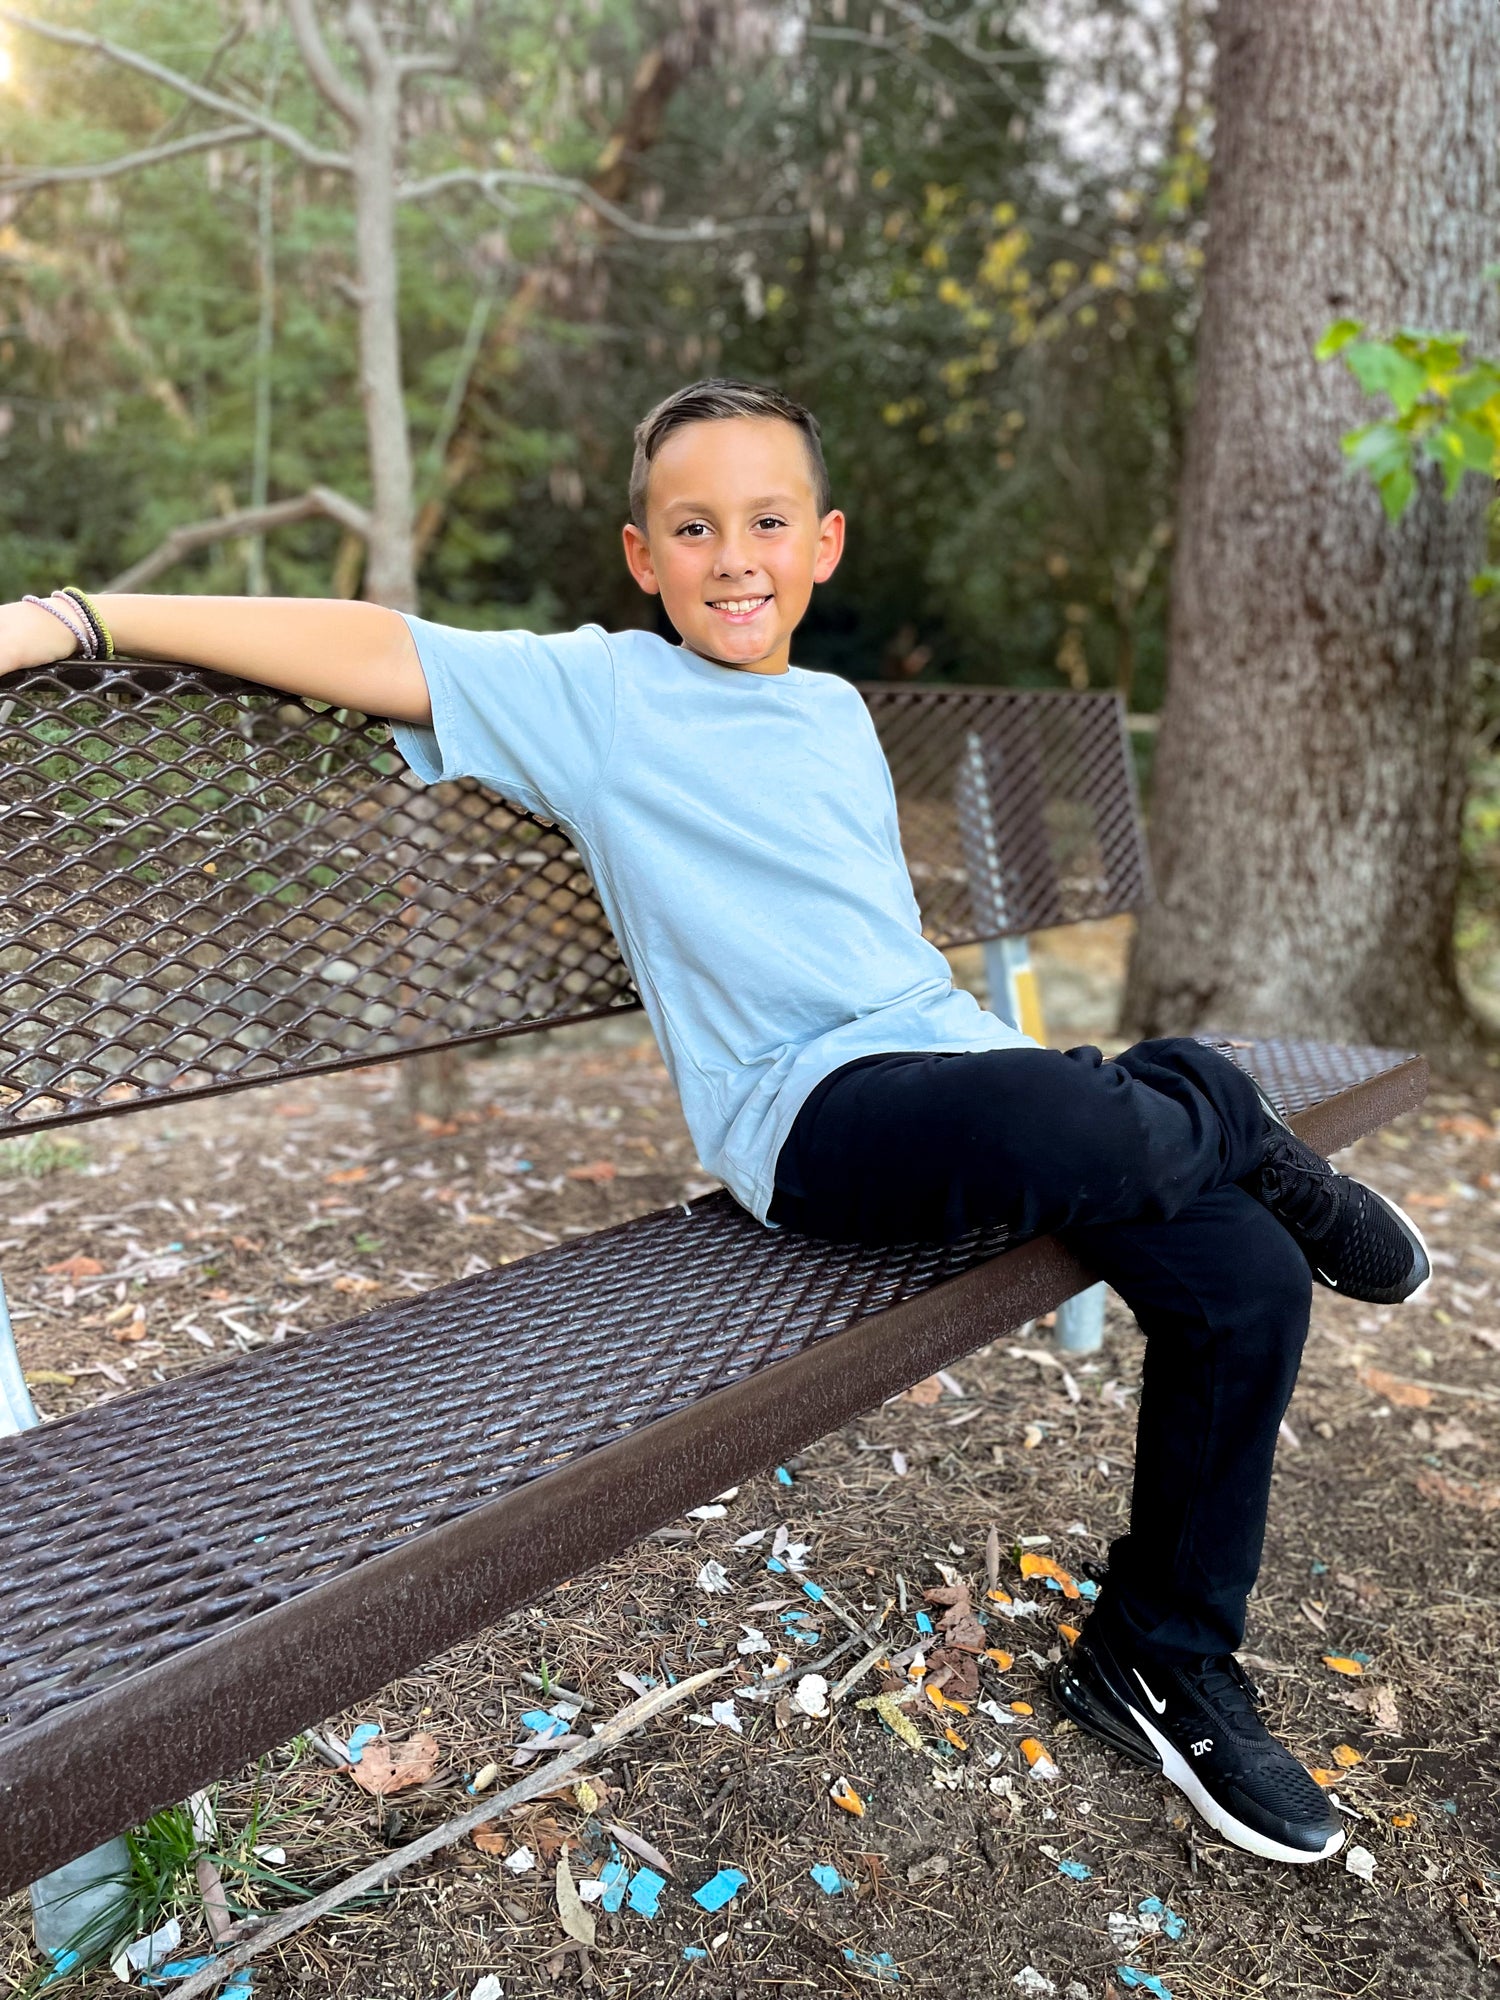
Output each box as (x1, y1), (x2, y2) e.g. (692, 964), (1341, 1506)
(1125, 1701), (1346, 1866)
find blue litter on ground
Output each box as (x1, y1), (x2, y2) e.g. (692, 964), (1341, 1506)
(692, 1867), (747, 1912)
(841, 1947), (900, 1982)
(683, 1944), (709, 1960)
(1139, 1896), (1186, 1940)
(1347, 1649), (1373, 1665)
(1076, 1579), (1100, 1600)
(1310, 1559), (1328, 1574)
(345, 1722), (382, 1762)
(775, 1466), (794, 1485)
(1058, 1859), (1092, 1881)
(599, 1859), (630, 1913)
(767, 1556), (787, 1574)
(792, 1628), (821, 1645)
(802, 1580), (825, 1602)
(628, 1867), (666, 1917)
(519, 1710), (567, 1737)
(1116, 1970), (1172, 1999)
(40, 1952), (82, 1987)
(810, 1863), (849, 1895)
(915, 1611), (934, 1634)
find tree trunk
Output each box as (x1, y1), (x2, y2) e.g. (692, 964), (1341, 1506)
(350, 61), (417, 613)
(1121, 0), (1500, 1065)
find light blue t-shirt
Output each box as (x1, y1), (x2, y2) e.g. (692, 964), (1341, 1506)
(389, 620), (1035, 1224)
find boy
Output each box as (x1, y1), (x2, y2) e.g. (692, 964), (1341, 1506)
(2, 378), (1429, 1866)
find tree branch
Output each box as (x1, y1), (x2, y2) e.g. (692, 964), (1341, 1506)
(397, 164), (789, 243)
(0, 125), (260, 193)
(0, 9), (352, 171)
(104, 488), (372, 593)
(283, 0), (366, 126)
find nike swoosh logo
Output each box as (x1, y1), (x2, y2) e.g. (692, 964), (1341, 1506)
(1132, 1668), (1167, 1715)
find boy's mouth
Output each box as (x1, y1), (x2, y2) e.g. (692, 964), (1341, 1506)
(706, 594), (772, 624)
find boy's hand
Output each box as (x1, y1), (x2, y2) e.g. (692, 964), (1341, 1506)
(0, 597), (83, 677)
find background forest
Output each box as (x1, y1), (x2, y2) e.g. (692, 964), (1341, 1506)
(3, 0), (1499, 1032)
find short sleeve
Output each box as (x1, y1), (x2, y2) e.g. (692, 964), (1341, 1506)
(388, 616), (617, 827)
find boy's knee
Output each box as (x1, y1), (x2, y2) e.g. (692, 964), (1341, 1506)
(1236, 1201), (1314, 1332)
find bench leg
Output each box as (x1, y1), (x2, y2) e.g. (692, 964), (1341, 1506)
(0, 1272), (136, 1962)
(1055, 1283), (1107, 1354)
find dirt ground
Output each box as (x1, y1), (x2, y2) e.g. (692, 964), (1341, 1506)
(3, 920), (1499, 1999)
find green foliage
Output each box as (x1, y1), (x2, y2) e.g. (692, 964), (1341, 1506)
(1317, 299), (1500, 594)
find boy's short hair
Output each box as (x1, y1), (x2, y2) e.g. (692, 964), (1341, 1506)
(629, 377), (832, 530)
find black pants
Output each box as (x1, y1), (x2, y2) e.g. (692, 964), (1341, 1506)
(766, 1036), (1312, 1661)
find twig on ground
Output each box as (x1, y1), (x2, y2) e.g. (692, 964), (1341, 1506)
(164, 1666), (726, 1998)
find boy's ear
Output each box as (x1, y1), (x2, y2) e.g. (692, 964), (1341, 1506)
(813, 509), (847, 585)
(621, 521), (661, 596)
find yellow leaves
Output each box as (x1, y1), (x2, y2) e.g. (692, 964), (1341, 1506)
(991, 201), (1016, 226)
(1089, 262), (1116, 289)
(858, 1692), (925, 1752)
(1047, 259), (1079, 298)
(871, 166), (893, 190)
(922, 240), (949, 272)
(1333, 1744), (1365, 1767)
(937, 276), (969, 309)
(978, 227), (1029, 292)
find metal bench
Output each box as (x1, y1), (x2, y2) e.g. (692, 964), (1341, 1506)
(0, 662), (1428, 1893)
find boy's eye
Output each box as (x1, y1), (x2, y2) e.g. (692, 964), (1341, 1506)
(676, 521), (709, 537)
(755, 516), (787, 531)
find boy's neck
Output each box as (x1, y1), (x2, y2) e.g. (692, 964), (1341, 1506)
(678, 638), (790, 677)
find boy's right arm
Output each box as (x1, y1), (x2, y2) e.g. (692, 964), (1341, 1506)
(0, 592), (432, 725)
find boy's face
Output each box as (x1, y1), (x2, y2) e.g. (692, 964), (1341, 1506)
(621, 415), (845, 675)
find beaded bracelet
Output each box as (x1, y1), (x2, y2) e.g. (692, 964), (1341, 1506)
(22, 593), (94, 658)
(60, 584), (114, 661)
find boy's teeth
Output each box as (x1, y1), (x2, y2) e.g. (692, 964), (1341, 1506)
(712, 596), (768, 613)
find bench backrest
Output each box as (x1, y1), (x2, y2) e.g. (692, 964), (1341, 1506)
(0, 664), (1149, 1135)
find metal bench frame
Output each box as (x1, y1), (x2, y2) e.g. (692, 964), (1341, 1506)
(0, 664), (1427, 1894)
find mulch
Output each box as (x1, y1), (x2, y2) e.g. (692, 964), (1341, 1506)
(2, 1011), (1498, 1999)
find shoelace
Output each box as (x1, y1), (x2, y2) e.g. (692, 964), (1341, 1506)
(1258, 1136), (1340, 1238)
(1194, 1653), (1266, 1723)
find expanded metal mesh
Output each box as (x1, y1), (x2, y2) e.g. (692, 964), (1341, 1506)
(0, 1035), (1418, 1741)
(0, 665), (1146, 1134)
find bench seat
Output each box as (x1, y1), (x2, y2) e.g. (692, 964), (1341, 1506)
(0, 1033), (1426, 1892)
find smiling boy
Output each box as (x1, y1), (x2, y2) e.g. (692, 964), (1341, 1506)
(1, 377), (1430, 1866)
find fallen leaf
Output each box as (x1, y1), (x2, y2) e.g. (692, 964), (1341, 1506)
(348, 1732), (440, 1795)
(1322, 1656), (1365, 1677)
(1431, 1418), (1485, 1452)
(1366, 1685), (1402, 1734)
(1019, 1551), (1081, 1600)
(1435, 1115), (1494, 1140)
(113, 1315), (147, 1344)
(472, 1825), (508, 1856)
(333, 1274), (382, 1294)
(1414, 1468), (1500, 1512)
(1309, 1768), (1339, 1788)
(1357, 1366), (1432, 1409)
(25, 1369), (75, 1388)
(44, 1254), (103, 1279)
(565, 1160), (617, 1183)
(1332, 1743), (1364, 1767)
(325, 1166), (370, 1185)
(230, 1235), (264, 1253)
(901, 1375), (943, 1406)
(414, 1114), (460, 1136)
(556, 1848), (597, 1947)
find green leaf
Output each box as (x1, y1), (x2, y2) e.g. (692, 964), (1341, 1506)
(1472, 564), (1500, 598)
(1377, 464), (1416, 520)
(1343, 420), (1409, 478)
(1314, 317), (1363, 360)
(1344, 341), (1430, 416)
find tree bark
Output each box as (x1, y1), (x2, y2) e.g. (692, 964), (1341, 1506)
(1122, 0), (1500, 1064)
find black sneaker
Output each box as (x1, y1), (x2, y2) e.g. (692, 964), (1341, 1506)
(1241, 1080), (1431, 1305)
(1053, 1620), (1346, 1865)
